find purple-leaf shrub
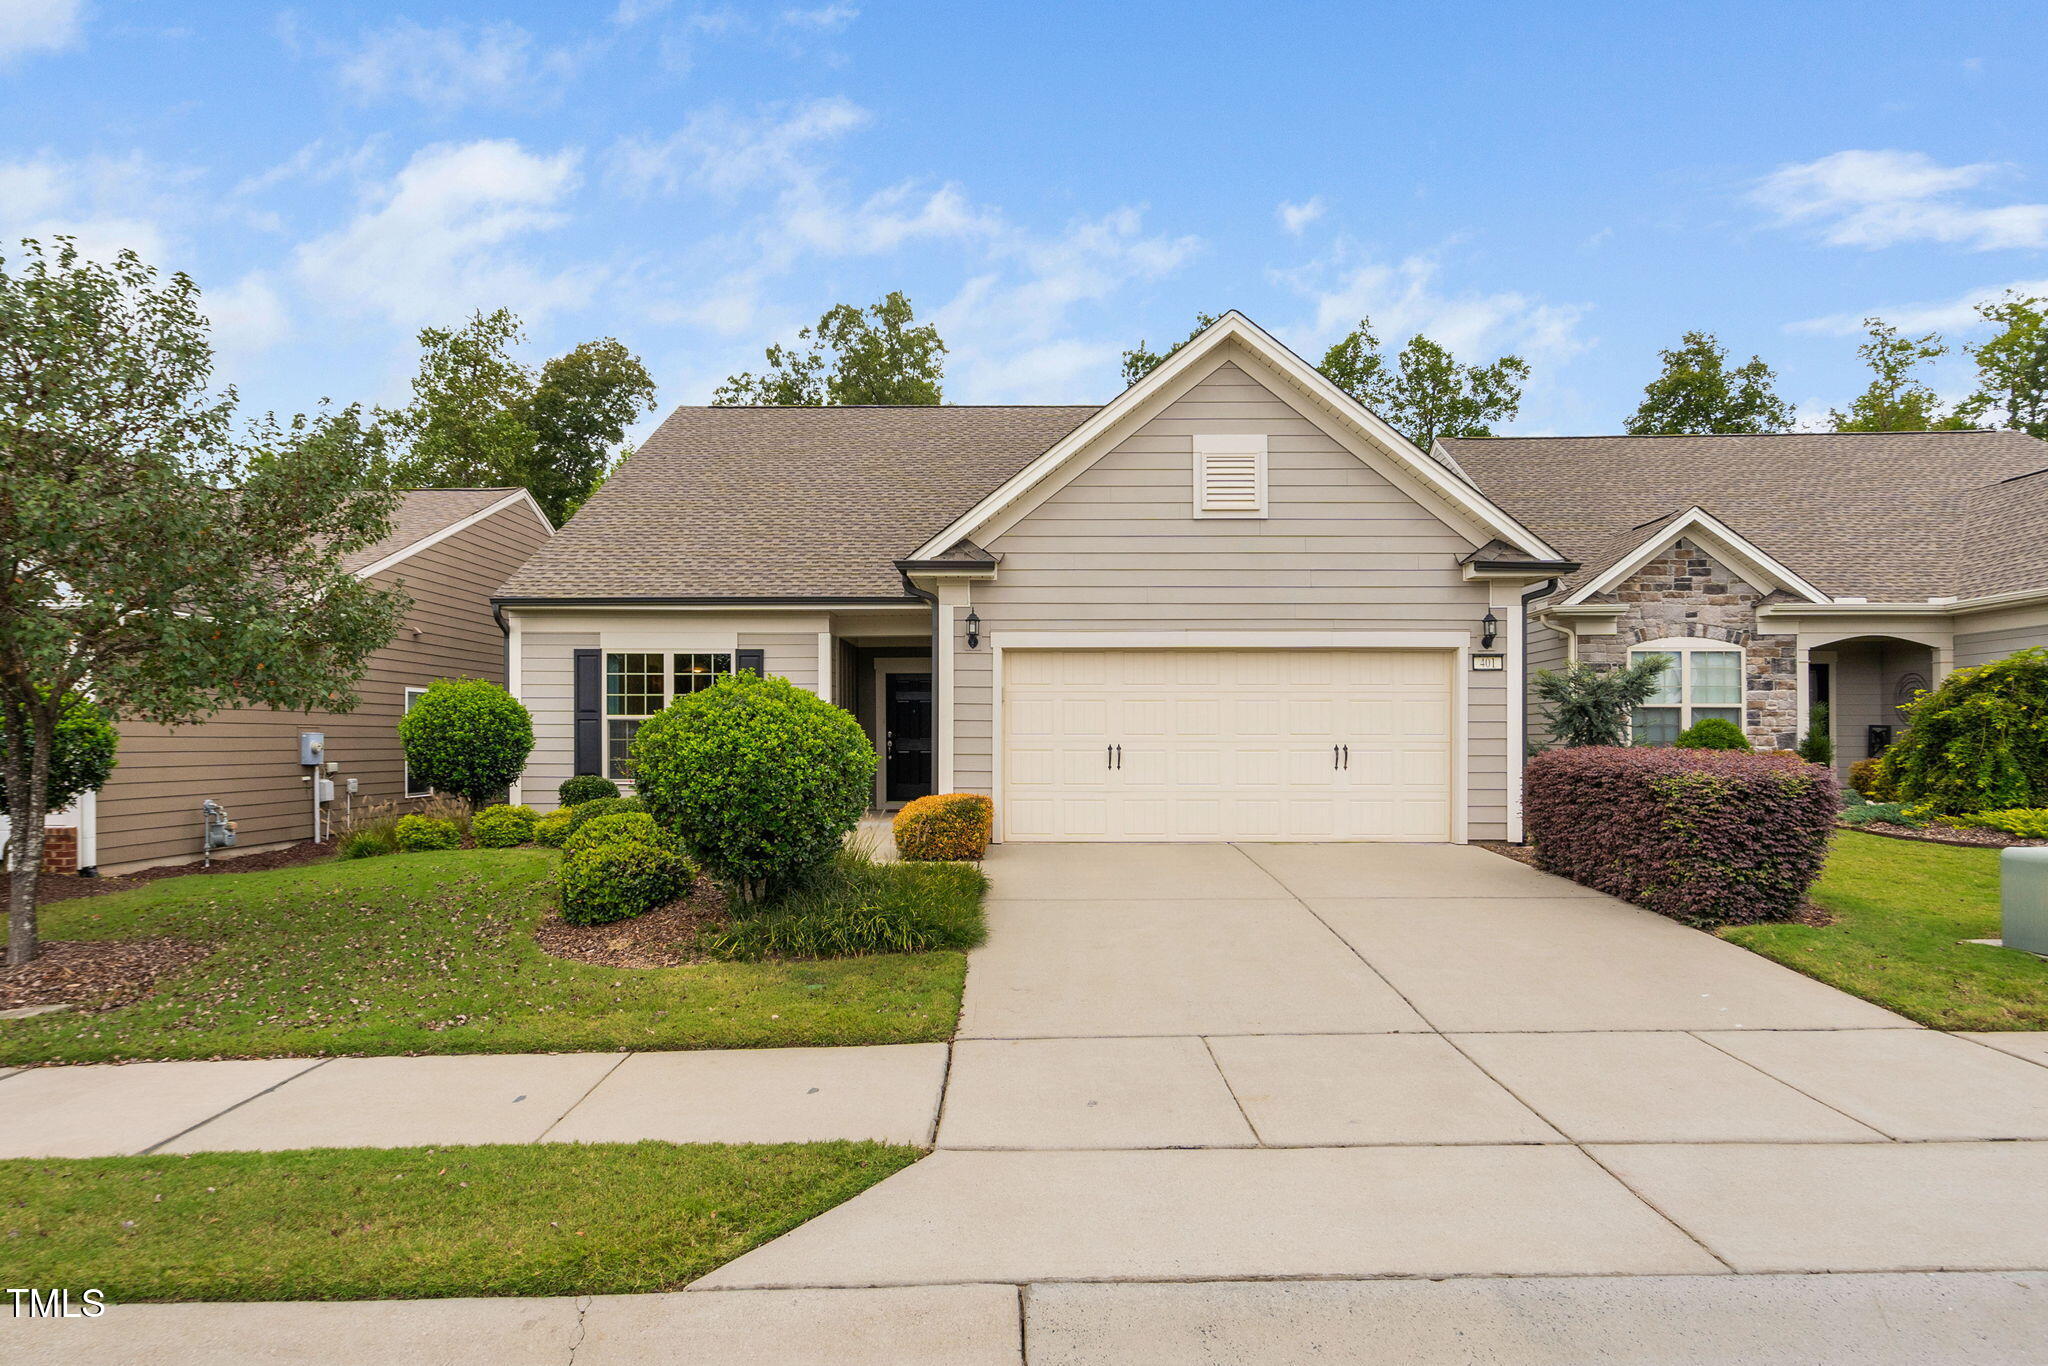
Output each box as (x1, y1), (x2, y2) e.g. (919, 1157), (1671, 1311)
(1524, 747), (1838, 927)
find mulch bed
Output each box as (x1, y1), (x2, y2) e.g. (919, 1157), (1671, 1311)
(35, 840), (335, 905)
(0, 937), (212, 1012)
(1840, 821), (2048, 849)
(534, 881), (731, 969)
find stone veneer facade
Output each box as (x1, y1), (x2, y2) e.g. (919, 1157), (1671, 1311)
(1573, 538), (1800, 750)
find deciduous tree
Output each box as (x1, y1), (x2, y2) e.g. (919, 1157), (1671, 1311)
(714, 292), (945, 406)
(1964, 292), (2048, 439)
(1830, 318), (1977, 432)
(1625, 331), (1793, 434)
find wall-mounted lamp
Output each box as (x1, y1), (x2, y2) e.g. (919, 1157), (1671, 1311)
(964, 609), (982, 650)
(1480, 609), (1499, 650)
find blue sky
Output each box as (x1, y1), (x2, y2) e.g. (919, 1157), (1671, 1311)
(4, 0), (2045, 440)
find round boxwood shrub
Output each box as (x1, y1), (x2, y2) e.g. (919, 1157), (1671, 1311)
(893, 793), (994, 861)
(472, 803), (538, 848)
(557, 774), (621, 807)
(562, 794), (645, 835)
(558, 839), (690, 926)
(394, 814), (461, 851)
(628, 673), (876, 901)
(1879, 648), (2048, 814)
(1673, 716), (1752, 751)
(0, 691), (118, 818)
(563, 810), (665, 856)
(338, 830), (393, 860)
(533, 808), (576, 848)
(396, 678), (534, 807)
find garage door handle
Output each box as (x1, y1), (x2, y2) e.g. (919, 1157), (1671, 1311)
(1114, 744), (1123, 769)
(1333, 744), (1340, 770)
(1343, 744), (1350, 769)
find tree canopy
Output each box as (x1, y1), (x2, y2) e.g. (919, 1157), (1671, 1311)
(713, 291), (945, 406)
(1625, 331), (1793, 435)
(1829, 318), (1978, 433)
(1964, 292), (2048, 439)
(380, 309), (657, 524)
(0, 237), (406, 963)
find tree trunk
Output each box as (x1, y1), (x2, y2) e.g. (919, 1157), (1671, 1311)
(4, 702), (54, 968)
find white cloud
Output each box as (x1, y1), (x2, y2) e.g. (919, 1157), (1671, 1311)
(0, 0), (84, 65)
(294, 139), (594, 328)
(334, 19), (582, 111)
(1277, 197), (1325, 236)
(781, 4), (858, 31)
(1790, 276), (2048, 335)
(1754, 149), (2048, 250)
(0, 150), (181, 263)
(203, 270), (291, 356)
(1278, 244), (1589, 363)
(609, 97), (871, 197)
(611, 0), (673, 23)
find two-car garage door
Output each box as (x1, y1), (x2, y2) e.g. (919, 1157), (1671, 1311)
(1001, 649), (1455, 842)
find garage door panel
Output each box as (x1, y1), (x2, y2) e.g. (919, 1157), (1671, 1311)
(1002, 648), (1455, 842)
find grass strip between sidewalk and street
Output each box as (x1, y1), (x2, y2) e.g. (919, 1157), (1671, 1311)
(0, 1140), (920, 1302)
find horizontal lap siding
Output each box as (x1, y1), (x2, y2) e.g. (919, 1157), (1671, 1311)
(1527, 619), (1569, 747)
(739, 632), (819, 692)
(521, 630), (598, 809)
(969, 356), (1507, 839)
(1956, 612), (2048, 667)
(96, 501), (550, 871)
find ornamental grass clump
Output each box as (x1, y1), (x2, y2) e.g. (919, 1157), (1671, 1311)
(628, 673), (875, 902)
(1524, 747), (1837, 927)
(892, 794), (993, 861)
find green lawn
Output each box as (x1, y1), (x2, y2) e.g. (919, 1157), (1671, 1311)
(0, 849), (969, 1065)
(1723, 830), (2048, 1030)
(0, 1141), (918, 1302)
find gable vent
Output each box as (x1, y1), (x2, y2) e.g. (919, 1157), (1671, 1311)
(1193, 434), (1268, 518)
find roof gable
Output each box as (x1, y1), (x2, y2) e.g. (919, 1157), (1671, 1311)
(1559, 507), (1830, 607)
(348, 488), (548, 580)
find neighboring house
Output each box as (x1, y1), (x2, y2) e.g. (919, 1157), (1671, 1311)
(56, 488), (554, 875)
(494, 313), (1577, 844)
(1442, 432), (2048, 777)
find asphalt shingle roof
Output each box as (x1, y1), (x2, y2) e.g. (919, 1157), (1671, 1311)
(343, 488), (522, 574)
(495, 405), (1097, 600)
(1440, 430), (2048, 601)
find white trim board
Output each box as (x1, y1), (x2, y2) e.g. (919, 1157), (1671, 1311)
(353, 489), (551, 582)
(907, 311), (1561, 564)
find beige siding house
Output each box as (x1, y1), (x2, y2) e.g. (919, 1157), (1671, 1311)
(495, 314), (1573, 844)
(72, 489), (553, 874)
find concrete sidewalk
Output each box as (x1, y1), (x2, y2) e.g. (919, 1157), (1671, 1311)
(0, 1043), (948, 1157)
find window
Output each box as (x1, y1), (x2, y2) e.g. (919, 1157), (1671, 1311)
(1629, 643), (1744, 745)
(403, 687), (430, 796)
(605, 651), (732, 779)
(1193, 433), (1268, 518)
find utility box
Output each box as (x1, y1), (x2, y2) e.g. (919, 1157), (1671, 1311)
(315, 778), (335, 804)
(2003, 848), (2048, 956)
(299, 731), (326, 766)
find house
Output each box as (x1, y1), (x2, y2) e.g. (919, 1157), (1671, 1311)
(492, 312), (2048, 845)
(59, 488), (554, 875)
(1442, 431), (2048, 776)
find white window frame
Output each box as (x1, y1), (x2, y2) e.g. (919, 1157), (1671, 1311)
(402, 687), (431, 797)
(1192, 433), (1268, 519)
(605, 650), (734, 780)
(1627, 638), (1746, 745)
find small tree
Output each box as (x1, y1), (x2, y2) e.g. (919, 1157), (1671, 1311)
(1965, 292), (2048, 439)
(397, 678), (534, 808)
(1877, 648), (2048, 814)
(1830, 318), (1977, 432)
(1532, 657), (1672, 748)
(0, 693), (118, 834)
(713, 292), (945, 406)
(628, 672), (875, 902)
(1, 238), (403, 966)
(1625, 331), (1793, 435)
(1797, 702), (1834, 766)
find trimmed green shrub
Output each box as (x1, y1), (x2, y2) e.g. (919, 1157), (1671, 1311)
(557, 774), (621, 807)
(472, 803), (538, 848)
(699, 856), (987, 961)
(533, 808), (576, 848)
(1877, 648), (2048, 814)
(1674, 716), (1752, 751)
(1797, 702), (1834, 766)
(562, 795), (646, 835)
(1848, 757), (1891, 800)
(338, 830), (394, 860)
(1946, 808), (2048, 839)
(394, 814), (461, 852)
(0, 690), (118, 817)
(1525, 747), (1836, 927)
(628, 672), (876, 901)
(562, 810), (666, 856)
(558, 839), (690, 926)
(396, 678), (535, 807)
(1839, 800), (1925, 828)
(893, 793), (993, 861)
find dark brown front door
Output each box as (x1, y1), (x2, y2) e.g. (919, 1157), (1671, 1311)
(884, 672), (933, 804)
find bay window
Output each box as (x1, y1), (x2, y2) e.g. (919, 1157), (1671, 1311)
(606, 651), (732, 778)
(1629, 642), (1744, 745)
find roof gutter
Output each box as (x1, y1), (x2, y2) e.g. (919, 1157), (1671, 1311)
(491, 594), (918, 608)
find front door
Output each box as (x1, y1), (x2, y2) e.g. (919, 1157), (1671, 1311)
(884, 672), (934, 805)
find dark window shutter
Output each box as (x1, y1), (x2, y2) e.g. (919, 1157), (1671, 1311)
(736, 648), (765, 677)
(572, 648), (602, 776)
